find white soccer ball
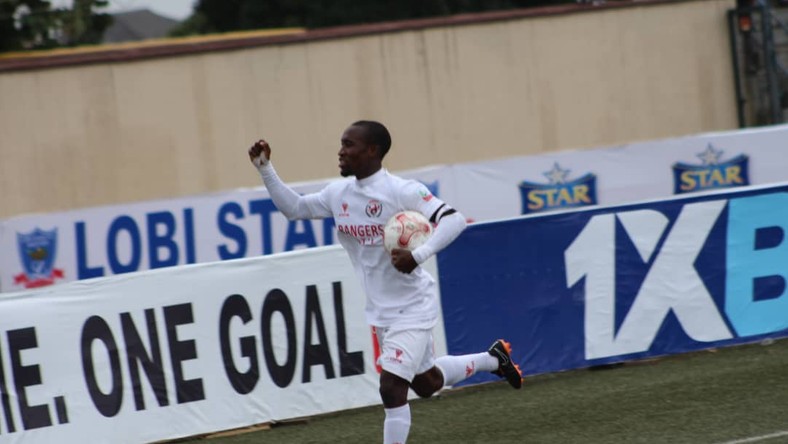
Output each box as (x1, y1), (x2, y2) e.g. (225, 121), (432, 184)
(383, 211), (433, 253)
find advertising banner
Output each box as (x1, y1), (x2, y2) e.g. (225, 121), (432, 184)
(438, 183), (788, 385)
(449, 124), (787, 221)
(4, 124), (788, 292)
(0, 167), (445, 292)
(0, 246), (450, 443)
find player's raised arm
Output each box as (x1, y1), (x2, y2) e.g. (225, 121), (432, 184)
(247, 139), (330, 220)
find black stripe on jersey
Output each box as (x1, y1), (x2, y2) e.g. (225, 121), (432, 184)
(438, 209), (457, 220)
(430, 204), (457, 224)
(429, 204), (446, 224)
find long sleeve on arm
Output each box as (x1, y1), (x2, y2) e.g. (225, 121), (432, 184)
(410, 211), (467, 264)
(258, 163), (331, 220)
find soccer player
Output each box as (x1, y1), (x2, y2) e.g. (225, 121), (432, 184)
(248, 120), (523, 444)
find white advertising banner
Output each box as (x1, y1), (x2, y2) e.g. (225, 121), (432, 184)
(444, 124), (788, 221)
(4, 124), (788, 292)
(0, 246), (446, 443)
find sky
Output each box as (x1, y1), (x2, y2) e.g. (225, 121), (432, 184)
(51, 0), (196, 21)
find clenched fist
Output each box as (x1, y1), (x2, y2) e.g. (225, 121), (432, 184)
(390, 248), (418, 274)
(248, 139), (271, 168)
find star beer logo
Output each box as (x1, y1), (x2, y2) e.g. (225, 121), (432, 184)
(519, 163), (598, 214)
(672, 144), (749, 194)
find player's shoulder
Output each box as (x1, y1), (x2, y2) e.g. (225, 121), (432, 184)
(324, 177), (354, 193)
(317, 177), (354, 204)
(384, 171), (421, 189)
(384, 172), (440, 204)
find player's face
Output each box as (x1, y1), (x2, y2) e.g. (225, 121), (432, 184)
(338, 126), (376, 178)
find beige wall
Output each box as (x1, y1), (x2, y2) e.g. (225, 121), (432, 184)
(0, 0), (737, 219)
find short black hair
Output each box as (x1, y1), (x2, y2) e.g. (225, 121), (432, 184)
(351, 120), (391, 158)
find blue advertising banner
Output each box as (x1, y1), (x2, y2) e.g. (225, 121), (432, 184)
(0, 171), (445, 293)
(437, 183), (788, 385)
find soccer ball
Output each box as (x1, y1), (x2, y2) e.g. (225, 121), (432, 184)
(383, 211), (433, 253)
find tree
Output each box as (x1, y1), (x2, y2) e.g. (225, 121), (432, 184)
(171, 0), (577, 37)
(59, 0), (111, 46)
(0, 0), (57, 51)
(0, 0), (111, 52)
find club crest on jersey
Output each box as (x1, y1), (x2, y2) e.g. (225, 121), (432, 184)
(672, 144), (749, 194)
(365, 199), (383, 218)
(14, 227), (65, 289)
(519, 163), (597, 214)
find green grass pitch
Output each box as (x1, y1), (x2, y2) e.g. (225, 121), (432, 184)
(178, 338), (788, 444)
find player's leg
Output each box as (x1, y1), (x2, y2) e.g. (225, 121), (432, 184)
(410, 329), (498, 397)
(375, 327), (432, 444)
(379, 371), (411, 444)
(407, 328), (443, 398)
(433, 352), (498, 386)
(431, 339), (524, 389)
(410, 366), (443, 398)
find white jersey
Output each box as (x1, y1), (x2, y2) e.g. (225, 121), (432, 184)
(261, 167), (447, 329)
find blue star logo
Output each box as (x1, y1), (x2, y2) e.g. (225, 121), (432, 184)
(519, 163), (598, 214)
(672, 144), (750, 194)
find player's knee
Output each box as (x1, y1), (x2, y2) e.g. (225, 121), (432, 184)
(410, 369), (442, 398)
(379, 372), (409, 407)
(412, 385), (437, 399)
(379, 384), (407, 406)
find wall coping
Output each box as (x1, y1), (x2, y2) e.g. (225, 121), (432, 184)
(0, 0), (710, 73)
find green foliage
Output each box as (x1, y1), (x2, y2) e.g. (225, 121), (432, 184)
(168, 12), (210, 38)
(60, 0), (112, 46)
(0, 0), (56, 51)
(0, 0), (111, 52)
(170, 0), (577, 37)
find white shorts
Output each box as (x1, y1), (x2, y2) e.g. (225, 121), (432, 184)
(374, 326), (435, 382)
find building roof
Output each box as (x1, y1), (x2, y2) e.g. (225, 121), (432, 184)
(104, 9), (180, 43)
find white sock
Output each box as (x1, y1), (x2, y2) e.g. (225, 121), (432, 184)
(435, 352), (499, 386)
(383, 404), (411, 444)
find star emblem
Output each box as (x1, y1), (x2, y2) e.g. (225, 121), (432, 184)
(697, 144), (724, 166)
(543, 163), (571, 185)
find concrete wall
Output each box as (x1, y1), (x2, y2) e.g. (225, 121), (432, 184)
(0, 0), (737, 219)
